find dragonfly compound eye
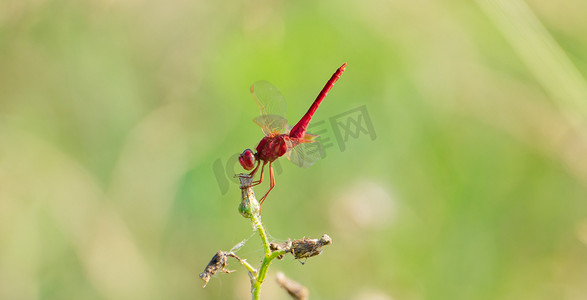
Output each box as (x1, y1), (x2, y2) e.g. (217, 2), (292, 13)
(239, 149), (256, 170)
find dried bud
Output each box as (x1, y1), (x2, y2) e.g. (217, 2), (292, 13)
(237, 174), (260, 218)
(291, 234), (333, 261)
(199, 251), (230, 287)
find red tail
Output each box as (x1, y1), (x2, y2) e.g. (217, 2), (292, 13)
(289, 63), (346, 139)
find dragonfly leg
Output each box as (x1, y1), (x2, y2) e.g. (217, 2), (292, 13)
(259, 162), (275, 205)
(251, 161), (267, 186)
(249, 160), (261, 177)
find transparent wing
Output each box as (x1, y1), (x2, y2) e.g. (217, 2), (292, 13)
(285, 138), (323, 168)
(251, 81), (288, 135)
(254, 115), (288, 136)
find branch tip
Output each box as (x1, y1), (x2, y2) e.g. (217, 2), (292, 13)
(237, 173), (260, 218)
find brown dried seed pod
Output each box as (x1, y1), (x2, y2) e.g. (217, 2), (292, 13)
(291, 234), (332, 260)
(199, 251), (231, 287)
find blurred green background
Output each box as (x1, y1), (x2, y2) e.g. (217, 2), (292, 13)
(2, 0), (587, 299)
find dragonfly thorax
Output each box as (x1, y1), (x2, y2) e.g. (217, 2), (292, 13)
(256, 135), (288, 162)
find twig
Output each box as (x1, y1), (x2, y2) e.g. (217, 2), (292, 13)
(276, 272), (309, 300)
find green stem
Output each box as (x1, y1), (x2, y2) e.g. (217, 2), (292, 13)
(238, 174), (288, 300)
(240, 259), (257, 276)
(252, 249), (288, 299)
(228, 253), (257, 276)
(250, 211), (272, 300)
(251, 213), (271, 256)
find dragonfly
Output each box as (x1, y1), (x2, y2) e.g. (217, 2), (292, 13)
(238, 63), (347, 205)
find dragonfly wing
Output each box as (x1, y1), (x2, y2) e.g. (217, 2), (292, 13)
(285, 139), (323, 168)
(251, 81), (288, 134)
(254, 115), (288, 136)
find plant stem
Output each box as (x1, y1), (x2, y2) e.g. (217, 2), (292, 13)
(238, 174), (290, 300)
(251, 212), (271, 256)
(252, 249), (289, 299)
(250, 207), (283, 300)
(227, 253), (257, 276)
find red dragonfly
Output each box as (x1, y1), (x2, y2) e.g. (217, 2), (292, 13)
(239, 63), (346, 205)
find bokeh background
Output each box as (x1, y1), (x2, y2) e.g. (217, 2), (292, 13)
(2, 0), (587, 299)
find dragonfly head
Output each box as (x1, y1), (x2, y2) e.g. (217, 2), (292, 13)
(239, 149), (256, 170)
